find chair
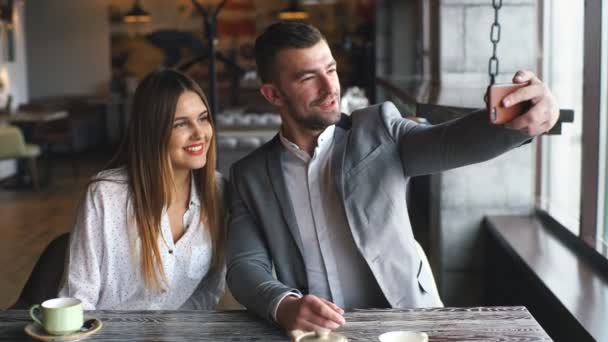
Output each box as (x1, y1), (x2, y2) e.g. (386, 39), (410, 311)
(24, 102), (77, 180)
(0, 125), (41, 191)
(0, 94), (12, 115)
(19, 99), (98, 182)
(10, 233), (70, 309)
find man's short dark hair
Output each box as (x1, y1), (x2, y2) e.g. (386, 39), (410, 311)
(255, 21), (324, 83)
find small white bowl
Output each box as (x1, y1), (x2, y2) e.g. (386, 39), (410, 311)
(378, 331), (428, 342)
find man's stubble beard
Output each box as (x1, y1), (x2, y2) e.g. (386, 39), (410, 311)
(283, 93), (341, 131)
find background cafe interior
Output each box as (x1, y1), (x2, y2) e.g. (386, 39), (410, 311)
(0, 0), (606, 341)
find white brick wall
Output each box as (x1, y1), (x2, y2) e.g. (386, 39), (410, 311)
(441, 0), (537, 85)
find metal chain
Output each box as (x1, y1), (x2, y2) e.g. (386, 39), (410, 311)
(488, 0), (502, 85)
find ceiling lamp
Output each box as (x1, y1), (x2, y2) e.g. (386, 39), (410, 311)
(0, 0), (14, 27)
(279, 0), (309, 21)
(124, 0), (151, 23)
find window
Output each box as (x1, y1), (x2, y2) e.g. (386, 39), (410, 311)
(539, 0), (608, 256)
(538, 1), (584, 235)
(599, 0), (608, 252)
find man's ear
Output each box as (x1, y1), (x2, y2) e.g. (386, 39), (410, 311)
(260, 84), (284, 107)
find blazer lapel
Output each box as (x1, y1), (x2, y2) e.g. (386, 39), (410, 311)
(266, 136), (305, 253)
(332, 114), (351, 200)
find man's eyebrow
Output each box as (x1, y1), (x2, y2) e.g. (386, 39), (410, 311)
(294, 68), (317, 79)
(293, 61), (337, 79)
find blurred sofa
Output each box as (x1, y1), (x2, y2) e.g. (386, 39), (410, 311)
(215, 111), (281, 175)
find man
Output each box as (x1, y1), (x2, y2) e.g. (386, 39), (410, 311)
(226, 21), (558, 332)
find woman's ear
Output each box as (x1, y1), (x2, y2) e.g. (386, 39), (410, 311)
(259, 84), (284, 107)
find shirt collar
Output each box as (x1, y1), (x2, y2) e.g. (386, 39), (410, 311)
(279, 125), (335, 162)
(189, 173), (200, 207)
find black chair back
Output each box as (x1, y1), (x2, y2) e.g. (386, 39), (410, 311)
(10, 233), (70, 309)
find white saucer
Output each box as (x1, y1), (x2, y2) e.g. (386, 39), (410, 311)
(24, 318), (102, 341)
(379, 331), (428, 342)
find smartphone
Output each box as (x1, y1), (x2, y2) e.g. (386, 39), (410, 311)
(487, 83), (531, 124)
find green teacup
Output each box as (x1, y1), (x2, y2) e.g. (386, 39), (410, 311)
(29, 297), (83, 336)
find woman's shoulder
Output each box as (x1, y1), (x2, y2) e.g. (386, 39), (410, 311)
(86, 167), (129, 200)
(95, 167), (127, 179)
(74, 168), (130, 234)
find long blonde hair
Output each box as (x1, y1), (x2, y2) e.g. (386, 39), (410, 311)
(102, 69), (222, 290)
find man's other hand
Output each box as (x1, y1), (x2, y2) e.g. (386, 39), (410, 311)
(276, 294), (346, 332)
(503, 70), (559, 136)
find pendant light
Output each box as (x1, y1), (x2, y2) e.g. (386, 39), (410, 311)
(124, 0), (151, 23)
(279, 0), (309, 21)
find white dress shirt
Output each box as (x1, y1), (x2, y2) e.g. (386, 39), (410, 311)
(277, 126), (387, 311)
(58, 168), (225, 310)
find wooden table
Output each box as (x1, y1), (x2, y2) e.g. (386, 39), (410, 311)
(4, 109), (69, 144)
(6, 110), (68, 124)
(0, 307), (552, 341)
(1, 110), (69, 189)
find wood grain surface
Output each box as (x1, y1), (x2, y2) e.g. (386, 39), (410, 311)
(0, 306), (552, 341)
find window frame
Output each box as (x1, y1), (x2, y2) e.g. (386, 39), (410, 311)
(580, 0), (605, 249)
(536, 0), (608, 258)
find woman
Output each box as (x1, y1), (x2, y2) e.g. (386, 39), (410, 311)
(59, 69), (226, 310)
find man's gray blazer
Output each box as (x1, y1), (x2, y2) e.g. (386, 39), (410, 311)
(226, 101), (529, 320)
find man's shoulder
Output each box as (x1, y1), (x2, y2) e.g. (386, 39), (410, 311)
(350, 101), (400, 125)
(349, 101), (402, 134)
(230, 135), (278, 179)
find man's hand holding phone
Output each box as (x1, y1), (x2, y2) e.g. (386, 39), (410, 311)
(487, 70), (559, 136)
(488, 83), (529, 124)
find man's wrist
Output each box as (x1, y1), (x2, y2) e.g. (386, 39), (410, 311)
(272, 291), (302, 322)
